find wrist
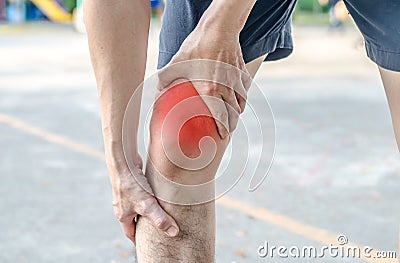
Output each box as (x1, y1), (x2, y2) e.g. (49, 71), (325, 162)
(107, 157), (139, 201)
(198, 0), (256, 34)
(198, 10), (242, 35)
(104, 139), (142, 173)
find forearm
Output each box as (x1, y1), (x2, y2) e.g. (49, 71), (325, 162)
(84, 0), (150, 180)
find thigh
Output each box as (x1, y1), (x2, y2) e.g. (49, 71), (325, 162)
(344, 0), (400, 71)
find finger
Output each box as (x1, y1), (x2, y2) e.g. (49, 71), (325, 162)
(236, 91), (246, 113)
(219, 86), (241, 133)
(236, 68), (252, 113)
(227, 67), (247, 113)
(235, 85), (247, 113)
(214, 106), (229, 139)
(226, 102), (240, 133)
(120, 219), (136, 244)
(220, 85), (241, 114)
(141, 198), (179, 237)
(192, 81), (230, 139)
(201, 91), (230, 139)
(241, 69), (253, 91)
(209, 97), (230, 139)
(237, 54), (252, 91)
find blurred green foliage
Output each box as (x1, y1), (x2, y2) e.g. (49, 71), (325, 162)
(293, 0), (330, 25)
(296, 0), (329, 13)
(62, 0), (76, 12)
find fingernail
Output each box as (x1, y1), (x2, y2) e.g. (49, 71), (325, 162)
(166, 226), (178, 237)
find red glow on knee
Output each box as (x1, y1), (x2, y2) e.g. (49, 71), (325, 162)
(153, 81), (218, 157)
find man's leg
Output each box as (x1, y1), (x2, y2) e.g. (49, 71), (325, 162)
(135, 55), (266, 262)
(379, 67), (400, 151)
(342, 0), (400, 147)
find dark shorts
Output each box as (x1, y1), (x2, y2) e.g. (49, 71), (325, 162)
(158, 0), (400, 72)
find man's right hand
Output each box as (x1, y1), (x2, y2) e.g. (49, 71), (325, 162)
(157, 17), (252, 140)
(110, 160), (180, 244)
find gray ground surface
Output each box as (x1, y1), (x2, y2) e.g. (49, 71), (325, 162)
(0, 22), (399, 262)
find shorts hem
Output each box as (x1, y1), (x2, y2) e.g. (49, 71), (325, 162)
(158, 51), (175, 69)
(158, 30), (294, 68)
(365, 41), (400, 72)
(241, 30), (294, 63)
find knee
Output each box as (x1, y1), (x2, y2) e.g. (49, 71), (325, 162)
(150, 80), (220, 158)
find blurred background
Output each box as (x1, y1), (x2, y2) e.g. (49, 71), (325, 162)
(0, 0), (399, 262)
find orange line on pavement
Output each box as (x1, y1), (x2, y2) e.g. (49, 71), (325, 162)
(0, 113), (104, 160)
(0, 113), (397, 263)
(218, 196), (397, 263)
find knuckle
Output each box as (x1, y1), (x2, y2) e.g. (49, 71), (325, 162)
(135, 201), (148, 215)
(136, 199), (154, 215)
(114, 211), (122, 221)
(243, 81), (251, 91)
(114, 210), (127, 222)
(224, 75), (232, 87)
(228, 87), (236, 97)
(243, 76), (252, 89)
(224, 83), (234, 93)
(237, 92), (246, 102)
(113, 207), (131, 222)
(207, 83), (219, 94)
(217, 111), (228, 121)
(154, 216), (169, 230)
(113, 204), (124, 220)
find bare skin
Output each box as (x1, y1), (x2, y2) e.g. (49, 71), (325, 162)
(379, 67), (400, 150)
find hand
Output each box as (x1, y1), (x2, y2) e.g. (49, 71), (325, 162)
(111, 158), (179, 244)
(158, 25), (252, 139)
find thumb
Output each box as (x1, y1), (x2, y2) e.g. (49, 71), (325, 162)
(144, 198), (180, 237)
